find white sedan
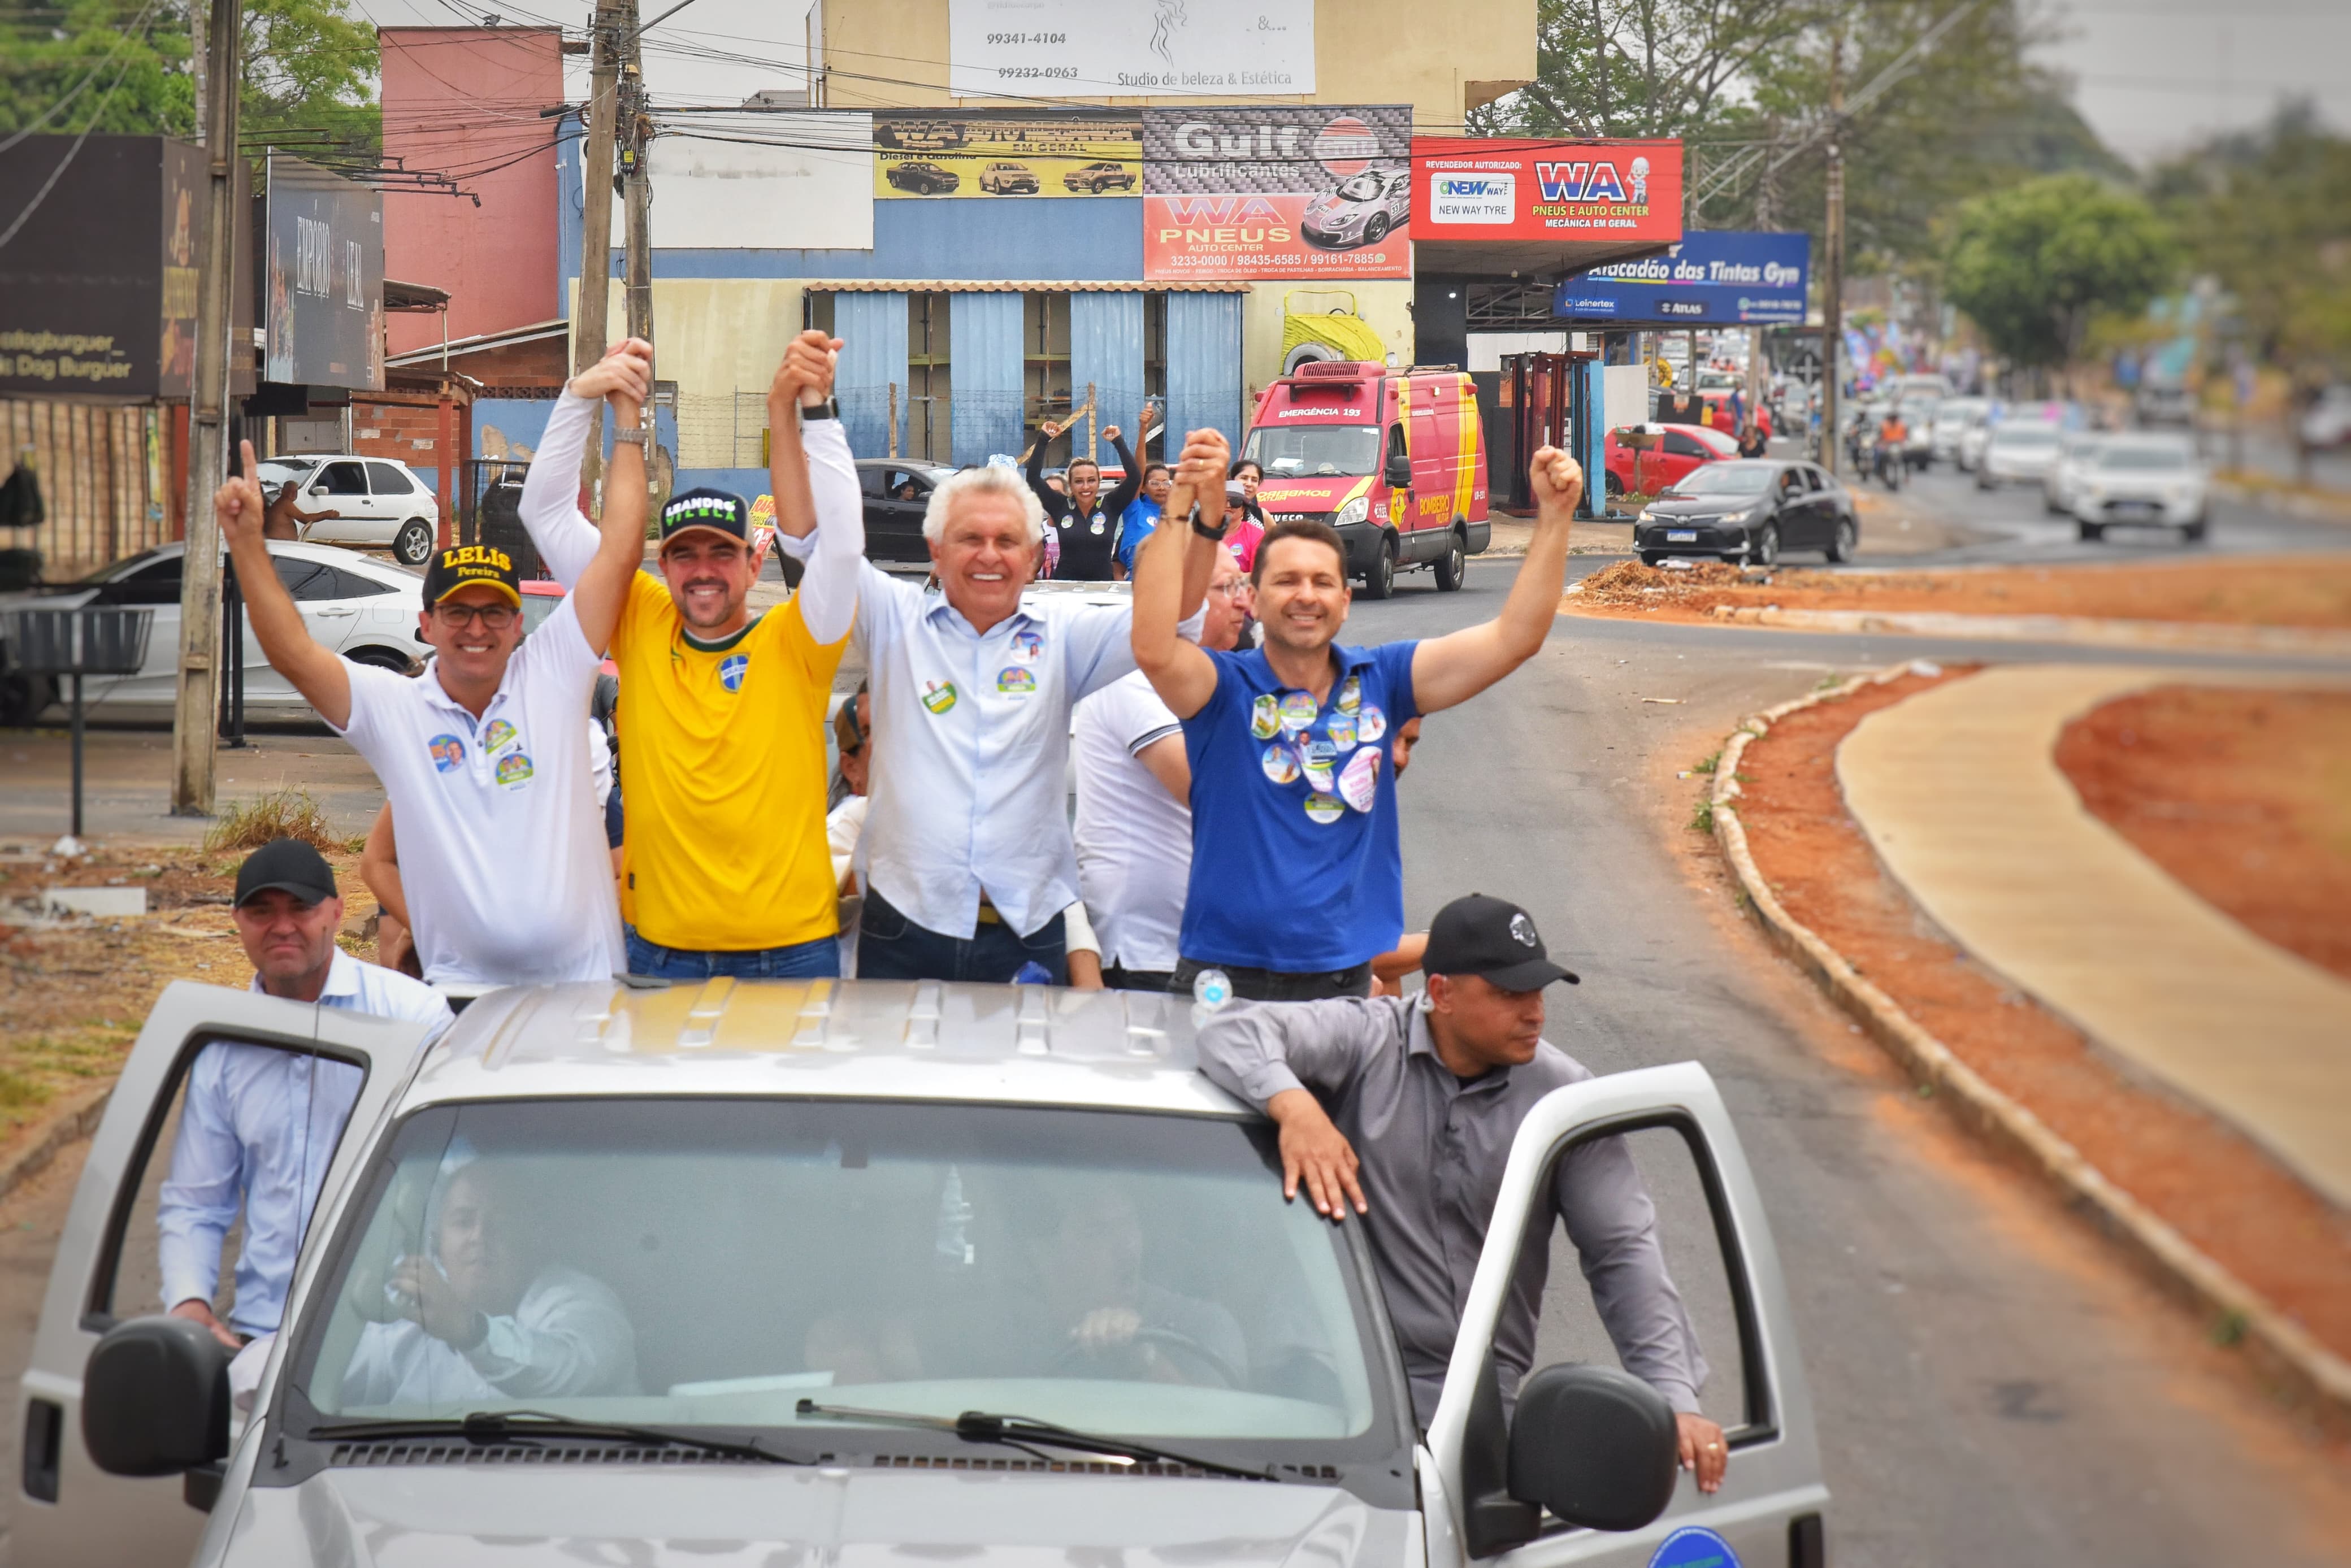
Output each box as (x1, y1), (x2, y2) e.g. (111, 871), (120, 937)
(1975, 422), (2064, 489)
(2, 540), (427, 722)
(2074, 436), (2210, 542)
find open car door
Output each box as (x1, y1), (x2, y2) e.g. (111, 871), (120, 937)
(15, 981), (431, 1568)
(1423, 1062), (1829, 1568)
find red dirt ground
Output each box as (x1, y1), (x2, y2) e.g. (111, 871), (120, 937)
(2057, 686), (2351, 983)
(1733, 669), (2351, 1366)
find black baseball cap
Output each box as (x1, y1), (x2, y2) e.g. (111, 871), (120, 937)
(659, 487), (750, 551)
(233, 838), (337, 909)
(421, 542), (522, 609)
(1424, 893), (1580, 992)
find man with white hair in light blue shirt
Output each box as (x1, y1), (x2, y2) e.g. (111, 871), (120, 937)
(159, 837), (450, 1351)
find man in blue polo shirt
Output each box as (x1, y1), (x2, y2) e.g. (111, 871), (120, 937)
(1130, 429), (1583, 1002)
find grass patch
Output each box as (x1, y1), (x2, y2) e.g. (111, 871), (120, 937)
(1689, 800), (1714, 833)
(203, 787), (336, 855)
(0, 1069), (48, 1111)
(1692, 750), (1721, 775)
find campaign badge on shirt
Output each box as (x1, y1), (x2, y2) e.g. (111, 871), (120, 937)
(1337, 674), (1361, 715)
(1009, 628), (1043, 663)
(482, 719), (517, 753)
(494, 750), (535, 788)
(1356, 703), (1388, 745)
(1278, 690), (1317, 735)
(996, 666), (1036, 697)
(1338, 743), (1382, 812)
(1325, 710), (1357, 751)
(719, 653), (749, 693)
(1089, 514), (1107, 535)
(1250, 693), (1280, 739)
(922, 680), (958, 714)
(1260, 741), (1300, 785)
(1299, 739), (1337, 792)
(427, 734), (465, 772)
(1303, 791), (1344, 825)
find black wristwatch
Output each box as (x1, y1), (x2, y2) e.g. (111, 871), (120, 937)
(798, 397), (840, 423)
(1190, 506), (1230, 542)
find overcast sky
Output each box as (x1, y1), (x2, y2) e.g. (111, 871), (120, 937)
(348, 0), (2351, 164)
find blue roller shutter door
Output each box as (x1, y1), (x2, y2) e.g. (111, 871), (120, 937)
(1069, 291), (1145, 452)
(1164, 291), (1246, 451)
(951, 292), (1025, 467)
(833, 292), (909, 460)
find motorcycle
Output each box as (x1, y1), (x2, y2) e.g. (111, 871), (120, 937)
(1872, 436), (1907, 490)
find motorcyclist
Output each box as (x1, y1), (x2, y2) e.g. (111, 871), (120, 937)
(1875, 407), (1909, 487)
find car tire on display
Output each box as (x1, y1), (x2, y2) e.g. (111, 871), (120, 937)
(1750, 523), (1780, 567)
(1433, 528), (1466, 592)
(1364, 213), (1391, 245)
(1827, 516), (1856, 563)
(2077, 520), (2106, 542)
(1362, 537), (1396, 600)
(1282, 342), (1339, 375)
(393, 519), (435, 566)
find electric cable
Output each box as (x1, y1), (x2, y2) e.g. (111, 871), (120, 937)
(0, 0), (163, 154)
(0, 10), (149, 251)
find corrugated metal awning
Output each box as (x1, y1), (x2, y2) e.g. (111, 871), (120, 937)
(804, 280), (1250, 293)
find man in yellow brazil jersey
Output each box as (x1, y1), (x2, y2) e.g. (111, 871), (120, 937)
(519, 331), (862, 978)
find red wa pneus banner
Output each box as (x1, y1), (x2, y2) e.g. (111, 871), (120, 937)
(1143, 106), (1413, 281)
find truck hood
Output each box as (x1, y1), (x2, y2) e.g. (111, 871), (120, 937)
(1259, 477), (1373, 515)
(224, 1465), (1413, 1568)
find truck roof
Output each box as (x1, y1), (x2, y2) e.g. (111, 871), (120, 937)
(401, 979), (1248, 1119)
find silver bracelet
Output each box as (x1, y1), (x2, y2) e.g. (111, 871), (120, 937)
(611, 426), (649, 447)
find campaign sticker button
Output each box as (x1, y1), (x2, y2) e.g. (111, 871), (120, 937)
(1303, 791), (1345, 824)
(428, 734), (466, 772)
(1337, 674), (1361, 714)
(1339, 744), (1381, 811)
(1278, 690), (1318, 734)
(922, 680), (958, 714)
(483, 718), (517, 753)
(1325, 710), (1357, 750)
(996, 666), (1037, 697)
(493, 751), (535, 788)
(1009, 629), (1043, 663)
(1260, 742), (1300, 785)
(1646, 1526), (1743, 1568)
(1356, 703), (1387, 745)
(1300, 739), (1337, 792)
(1250, 693), (1280, 739)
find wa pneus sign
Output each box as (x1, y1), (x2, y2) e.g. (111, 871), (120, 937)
(1144, 106), (1412, 281)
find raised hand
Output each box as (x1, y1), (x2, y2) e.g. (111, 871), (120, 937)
(1528, 446), (1584, 517)
(1100, 423), (1122, 445)
(571, 337), (652, 405)
(775, 328), (843, 408)
(212, 440), (267, 551)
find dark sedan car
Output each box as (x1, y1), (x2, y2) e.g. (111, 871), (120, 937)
(1634, 459), (1858, 567)
(884, 160), (960, 194)
(855, 459), (956, 564)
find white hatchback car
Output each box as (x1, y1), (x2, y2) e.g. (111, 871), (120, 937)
(255, 455), (443, 566)
(2040, 432), (2110, 514)
(2074, 436), (2210, 542)
(1975, 422), (2064, 489)
(3, 540), (428, 721)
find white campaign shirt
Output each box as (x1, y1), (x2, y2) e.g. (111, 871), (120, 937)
(333, 595), (624, 985)
(1073, 670), (1192, 973)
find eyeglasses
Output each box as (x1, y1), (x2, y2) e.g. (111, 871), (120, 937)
(431, 602), (518, 631)
(1211, 580), (1252, 600)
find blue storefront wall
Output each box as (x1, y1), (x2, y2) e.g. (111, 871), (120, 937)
(833, 292), (910, 462)
(1069, 291), (1144, 448)
(950, 292), (1025, 467)
(1164, 292), (1246, 451)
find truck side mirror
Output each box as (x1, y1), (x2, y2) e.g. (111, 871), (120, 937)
(83, 1315), (232, 1477)
(1384, 452), (1412, 488)
(1506, 1363), (1680, 1532)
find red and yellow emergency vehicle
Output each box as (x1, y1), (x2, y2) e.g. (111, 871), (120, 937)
(1240, 361), (1491, 599)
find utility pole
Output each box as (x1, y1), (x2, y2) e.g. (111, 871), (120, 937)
(170, 0), (241, 815)
(571, 0), (624, 510)
(619, 29), (661, 508)
(1820, 32), (1846, 477)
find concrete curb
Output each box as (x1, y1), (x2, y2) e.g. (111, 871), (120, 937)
(1709, 663), (2351, 1430)
(0, 1081), (111, 1209)
(1701, 605), (2351, 658)
(2213, 477), (2351, 527)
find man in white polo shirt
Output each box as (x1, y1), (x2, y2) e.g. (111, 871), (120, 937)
(214, 341), (654, 987)
(1072, 545), (1253, 992)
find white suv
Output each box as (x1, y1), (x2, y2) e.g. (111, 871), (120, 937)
(255, 455), (442, 566)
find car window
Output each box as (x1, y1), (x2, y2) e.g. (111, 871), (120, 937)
(327, 566), (397, 600)
(271, 558), (341, 602)
(883, 468), (926, 501)
(1243, 424), (1382, 479)
(314, 461), (368, 496)
(1661, 431), (1710, 459)
(290, 1098), (1393, 1453)
(1664, 463), (1773, 496)
(365, 462), (416, 497)
(518, 592), (565, 636)
(858, 467), (890, 497)
(90, 552), (184, 605)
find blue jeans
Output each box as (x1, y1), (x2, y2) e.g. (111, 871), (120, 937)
(856, 887), (1065, 984)
(624, 928), (840, 980)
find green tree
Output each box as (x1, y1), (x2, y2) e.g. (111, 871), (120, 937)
(1944, 173), (2178, 385)
(0, 0), (378, 151)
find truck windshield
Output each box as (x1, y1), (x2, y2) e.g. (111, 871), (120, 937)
(288, 1098), (1392, 1457)
(1244, 424), (1381, 479)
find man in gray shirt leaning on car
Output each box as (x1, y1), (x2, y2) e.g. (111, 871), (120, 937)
(1194, 892), (1729, 1494)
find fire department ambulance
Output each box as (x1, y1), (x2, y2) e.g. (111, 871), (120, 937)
(1240, 361), (1491, 600)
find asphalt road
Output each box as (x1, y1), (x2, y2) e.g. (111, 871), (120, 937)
(1351, 551), (2348, 1566)
(2, 500), (2345, 1563)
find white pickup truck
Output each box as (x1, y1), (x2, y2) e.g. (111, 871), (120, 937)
(18, 979), (1828, 1567)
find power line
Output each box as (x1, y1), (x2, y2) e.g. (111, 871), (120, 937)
(0, 7), (149, 250)
(0, 0), (162, 154)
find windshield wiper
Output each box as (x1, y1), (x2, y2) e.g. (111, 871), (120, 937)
(307, 1409), (808, 1465)
(795, 1399), (1276, 1483)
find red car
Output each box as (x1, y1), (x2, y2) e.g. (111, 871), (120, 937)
(518, 577), (619, 680)
(1698, 390), (1772, 440)
(1604, 422), (1739, 497)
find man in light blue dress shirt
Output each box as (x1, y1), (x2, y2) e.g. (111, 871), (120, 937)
(159, 838), (451, 1347)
